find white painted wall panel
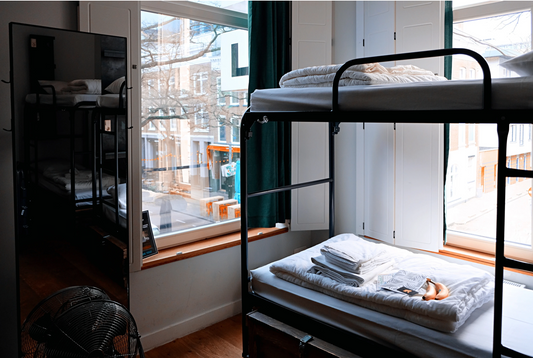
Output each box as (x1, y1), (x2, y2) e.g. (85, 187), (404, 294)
(395, 1), (444, 75)
(395, 123), (443, 251)
(364, 124), (395, 244)
(291, 1), (332, 231)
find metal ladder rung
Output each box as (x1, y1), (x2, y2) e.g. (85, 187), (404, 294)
(502, 257), (533, 273)
(504, 168), (533, 179)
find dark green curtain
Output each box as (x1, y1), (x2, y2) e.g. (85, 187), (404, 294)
(246, 1), (291, 228)
(444, 1), (453, 244)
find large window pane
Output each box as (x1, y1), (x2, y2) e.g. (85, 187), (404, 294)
(453, 11), (531, 79)
(447, 9), (533, 259)
(140, 11), (248, 239)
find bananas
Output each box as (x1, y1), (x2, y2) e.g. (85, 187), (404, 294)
(422, 278), (450, 301)
(422, 278), (437, 300)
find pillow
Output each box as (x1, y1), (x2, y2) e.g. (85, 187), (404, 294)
(501, 51), (533, 76)
(105, 76), (125, 94)
(38, 80), (69, 94)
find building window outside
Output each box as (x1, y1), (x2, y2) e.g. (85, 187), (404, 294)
(140, 2), (248, 248)
(446, 1), (533, 262)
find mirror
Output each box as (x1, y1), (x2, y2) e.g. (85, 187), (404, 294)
(9, 23), (129, 325)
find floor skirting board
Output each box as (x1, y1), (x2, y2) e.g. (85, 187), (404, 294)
(141, 299), (242, 351)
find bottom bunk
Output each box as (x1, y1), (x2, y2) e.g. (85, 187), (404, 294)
(247, 234), (533, 358)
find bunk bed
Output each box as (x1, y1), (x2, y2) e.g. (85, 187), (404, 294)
(240, 48), (533, 358)
(92, 79), (128, 240)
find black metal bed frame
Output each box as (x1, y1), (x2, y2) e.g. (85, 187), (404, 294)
(92, 83), (128, 240)
(240, 48), (533, 358)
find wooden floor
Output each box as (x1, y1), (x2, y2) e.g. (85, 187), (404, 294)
(144, 314), (243, 358)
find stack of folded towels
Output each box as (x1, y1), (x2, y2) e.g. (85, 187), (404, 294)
(308, 238), (394, 287)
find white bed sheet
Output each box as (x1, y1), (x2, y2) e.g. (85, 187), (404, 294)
(250, 265), (533, 358)
(96, 94), (126, 109)
(37, 175), (108, 207)
(25, 93), (99, 107)
(250, 76), (533, 112)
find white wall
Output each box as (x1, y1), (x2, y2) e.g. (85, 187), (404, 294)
(0, 2), (78, 355)
(131, 230), (313, 350)
(332, 2), (359, 236)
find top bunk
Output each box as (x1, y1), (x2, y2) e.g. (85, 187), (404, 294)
(243, 48), (533, 125)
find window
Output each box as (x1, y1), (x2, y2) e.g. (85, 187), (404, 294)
(446, 1), (533, 262)
(140, 2), (248, 249)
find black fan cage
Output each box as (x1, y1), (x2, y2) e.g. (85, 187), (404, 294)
(38, 299), (142, 357)
(20, 286), (111, 357)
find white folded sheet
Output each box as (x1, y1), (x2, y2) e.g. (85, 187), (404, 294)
(279, 63), (447, 88)
(309, 255), (393, 286)
(63, 79), (102, 94)
(321, 239), (392, 274)
(269, 233), (495, 333)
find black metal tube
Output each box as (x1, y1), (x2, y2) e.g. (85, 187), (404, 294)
(240, 116), (250, 358)
(329, 122), (335, 238)
(332, 48), (492, 112)
(493, 122), (509, 357)
(248, 178), (332, 198)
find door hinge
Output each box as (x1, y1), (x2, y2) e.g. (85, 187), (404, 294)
(393, 231), (396, 239)
(363, 39), (365, 47)
(394, 32), (396, 40)
(363, 222), (365, 230)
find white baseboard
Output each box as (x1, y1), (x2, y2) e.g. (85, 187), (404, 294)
(140, 299), (242, 352)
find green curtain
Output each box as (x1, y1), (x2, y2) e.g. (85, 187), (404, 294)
(444, 1), (453, 244)
(246, 1), (291, 228)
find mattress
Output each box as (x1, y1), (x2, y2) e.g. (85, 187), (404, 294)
(37, 175), (108, 207)
(25, 93), (99, 107)
(96, 94), (126, 109)
(250, 264), (533, 358)
(250, 76), (533, 112)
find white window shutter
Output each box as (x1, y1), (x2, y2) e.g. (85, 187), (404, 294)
(291, 1), (332, 231)
(395, 1), (444, 75)
(79, 1), (143, 271)
(362, 124), (395, 244)
(395, 124), (443, 252)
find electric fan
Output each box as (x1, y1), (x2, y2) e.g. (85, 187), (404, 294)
(21, 286), (145, 358)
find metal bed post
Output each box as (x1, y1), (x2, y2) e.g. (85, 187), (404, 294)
(493, 121), (533, 358)
(329, 122), (336, 238)
(240, 115), (251, 358)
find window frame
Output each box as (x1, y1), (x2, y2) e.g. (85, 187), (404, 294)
(139, 1), (248, 251)
(446, 1), (533, 263)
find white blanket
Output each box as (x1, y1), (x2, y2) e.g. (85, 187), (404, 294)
(279, 63), (447, 88)
(42, 162), (115, 191)
(63, 79), (102, 94)
(270, 233), (494, 333)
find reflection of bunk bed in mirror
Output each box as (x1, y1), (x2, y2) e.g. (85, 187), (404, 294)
(92, 80), (128, 240)
(22, 31), (128, 238)
(240, 49), (533, 358)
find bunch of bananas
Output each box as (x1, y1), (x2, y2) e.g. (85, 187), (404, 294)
(422, 278), (449, 300)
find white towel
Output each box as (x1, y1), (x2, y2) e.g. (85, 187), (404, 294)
(309, 255), (393, 287)
(320, 238), (392, 274)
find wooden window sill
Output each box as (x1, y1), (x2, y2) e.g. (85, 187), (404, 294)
(439, 245), (533, 277)
(141, 227), (289, 270)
